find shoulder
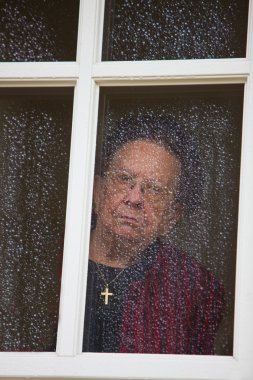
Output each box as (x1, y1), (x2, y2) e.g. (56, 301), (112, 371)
(152, 241), (205, 274)
(154, 241), (214, 274)
(151, 241), (225, 299)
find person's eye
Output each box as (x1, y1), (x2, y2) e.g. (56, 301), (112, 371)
(151, 186), (163, 194)
(145, 183), (163, 195)
(117, 172), (132, 183)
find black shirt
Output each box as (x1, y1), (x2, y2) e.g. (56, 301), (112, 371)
(82, 242), (158, 352)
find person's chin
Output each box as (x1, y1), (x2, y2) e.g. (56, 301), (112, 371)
(101, 216), (145, 240)
(112, 223), (143, 241)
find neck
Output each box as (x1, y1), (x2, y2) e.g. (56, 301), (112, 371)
(89, 227), (149, 268)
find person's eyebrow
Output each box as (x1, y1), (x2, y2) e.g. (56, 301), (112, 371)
(113, 168), (169, 187)
(111, 168), (134, 175)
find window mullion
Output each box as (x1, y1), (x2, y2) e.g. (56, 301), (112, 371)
(0, 0), (251, 378)
(0, 62), (79, 82)
(55, 0), (101, 356)
(92, 59), (249, 86)
(233, 0), (253, 375)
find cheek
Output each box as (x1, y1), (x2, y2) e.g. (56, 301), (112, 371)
(144, 206), (165, 230)
(97, 190), (123, 218)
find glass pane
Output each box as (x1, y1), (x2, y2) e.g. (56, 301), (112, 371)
(0, 0), (79, 62)
(83, 85), (243, 355)
(102, 0), (249, 61)
(0, 88), (73, 351)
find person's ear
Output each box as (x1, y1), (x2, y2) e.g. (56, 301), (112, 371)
(93, 175), (104, 213)
(158, 201), (184, 238)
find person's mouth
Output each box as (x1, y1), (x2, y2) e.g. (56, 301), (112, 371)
(117, 214), (140, 226)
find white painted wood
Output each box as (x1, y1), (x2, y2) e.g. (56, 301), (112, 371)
(0, 62), (79, 79)
(74, 83), (101, 355)
(92, 59), (250, 86)
(233, 2), (253, 377)
(246, 0), (253, 60)
(94, 76), (247, 87)
(0, 0), (253, 378)
(55, 0), (100, 356)
(0, 80), (76, 87)
(0, 352), (247, 379)
(94, 0), (106, 63)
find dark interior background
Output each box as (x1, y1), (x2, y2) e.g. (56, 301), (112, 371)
(93, 84), (244, 355)
(0, 87), (73, 351)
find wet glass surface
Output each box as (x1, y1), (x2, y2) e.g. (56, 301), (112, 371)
(83, 85), (243, 355)
(0, 0), (79, 62)
(0, 88), (73, 351)
(102, 0), (249, 61)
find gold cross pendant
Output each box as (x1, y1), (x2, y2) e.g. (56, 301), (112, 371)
(101, 287), (113, 305)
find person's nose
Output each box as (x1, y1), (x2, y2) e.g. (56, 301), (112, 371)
(124, 182), (144, 208)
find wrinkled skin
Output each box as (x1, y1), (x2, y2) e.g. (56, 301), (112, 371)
(91, 140), (182, 267)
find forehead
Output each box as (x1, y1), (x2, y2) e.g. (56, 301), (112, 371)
(109, 140), (181, 183)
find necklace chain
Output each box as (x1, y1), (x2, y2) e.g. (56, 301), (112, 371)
(95, 261), (126, 287)
(95, 262), (126, 305)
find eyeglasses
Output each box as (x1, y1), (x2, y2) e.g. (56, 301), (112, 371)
(105, 169), (174, 204)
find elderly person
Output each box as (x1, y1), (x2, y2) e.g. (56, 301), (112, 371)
(83, 124), (224, 354)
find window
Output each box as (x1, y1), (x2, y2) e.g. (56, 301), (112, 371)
(0, 0), (79, 61)
(83, 85), (242, 355)
(102, 0), (248, 60)
(0, 0), (253, 379)
(0, 87), (73, 352)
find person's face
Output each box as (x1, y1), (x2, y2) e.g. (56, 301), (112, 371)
(94, 140), (181, 247)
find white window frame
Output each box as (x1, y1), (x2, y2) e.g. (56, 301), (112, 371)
(0, 0), (253, 379)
